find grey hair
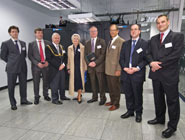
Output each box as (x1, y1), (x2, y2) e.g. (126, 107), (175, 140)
(71, 33), (80, 41)
(52, 32), (60, 39)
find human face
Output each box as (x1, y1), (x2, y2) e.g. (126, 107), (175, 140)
(35, 31), (43, 40)
(110, 25), (119, 38)
(52, 34), (60, 45)
(130, 24), (140, 39)
(72, 36), (79, 47)
(9, 29), (19, 40)
(156, 16), (169, 32)
(89, 27), (98, 38)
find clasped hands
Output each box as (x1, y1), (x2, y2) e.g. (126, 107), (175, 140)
(88, 62), (96, 67)
(124, 67), (139, 74)
(37, 61), (49, 68)
(150, 61), (162, 72)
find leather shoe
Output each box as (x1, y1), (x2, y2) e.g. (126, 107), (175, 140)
(61, 96), (71, 100)
(105, 102), (113, 106)
(44, 96), (51, 101)
(87, 98), (98, 103)
(120, 111), (134, 119)
(147, 118), (165, 125)
(52, 100), (63, 105)
(34, 99), (39, 105)
(11, 105), (17, 110)
(162, 128), (175, 138)
(109, 105), (119, 111)
(99, 100), (106, 106)
(136, 114), (142, 122)
(21, 100), (33, 105)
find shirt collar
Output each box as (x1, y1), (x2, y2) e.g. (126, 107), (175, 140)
(160, 28), (170, 36)
(91, 37), (97, 40)
(132, 36), (139, 42)
(52, 42), (59, 48)
(112, 35), (119, 41)
(36, 39), (43, 42)
(11, 38), (19, 42)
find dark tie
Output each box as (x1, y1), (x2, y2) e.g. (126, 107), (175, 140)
(38, 41), (45, 62)
(108, 39), (112, 48)
(129, 40), (136, 67)
(160, 33), (164, 44)
(15, 40), (20, 53)
(91, 39), (95, 52)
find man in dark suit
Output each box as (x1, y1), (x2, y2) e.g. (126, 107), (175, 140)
(105, 24), (125, 111)
(146, 15), (184, 138)
(85, 26), (106, 105)
(28, 28), (51, 105)
(0, 25), (32, 110)
(119, 24), (148, 123)
(45, 32), (69, 105)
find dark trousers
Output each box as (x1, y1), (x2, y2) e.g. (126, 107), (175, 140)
(123, 77), (144, 115)
(50, 70), (65, 102)
(7, 72), (27, 106)
(89, 71), (106, 101)
(106, 75), (120, 107)
(152, 79), (180, 130)
(32, 67), (49, 99)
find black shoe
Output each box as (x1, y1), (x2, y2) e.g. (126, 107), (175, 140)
(11, 105), (17, 110)
(162, 128), (175, 138)
(87, 98), (98, 103)
(21, 100), (33, 105)
(34, 99), (39, 105)
(147, 118), (165, 125)
(44, 96), (51, 101)
(78, 100), (82, 104)
(73, 95), (82, 100)
(120, 111), (134, 119)
(136, 114), (142, 123)
(61, 96), (71, 100)
(52, 100), (63, 105)
(99, 100), (106, 106)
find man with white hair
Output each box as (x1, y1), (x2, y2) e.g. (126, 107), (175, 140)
(45, 32), (70, 104)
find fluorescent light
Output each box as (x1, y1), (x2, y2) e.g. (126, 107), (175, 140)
(68, 13), (99, 23)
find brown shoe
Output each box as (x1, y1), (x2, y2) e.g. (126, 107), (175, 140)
(105, 102), (113, 106)
(109, 105), (119, 111)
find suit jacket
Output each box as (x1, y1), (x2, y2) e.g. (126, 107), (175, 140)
(146, 30), (184, 83)
(105, 36), (125, 76)
(45, 43), (67, 83)
(0, 39), (27, 73)
(119, 38), (148, 82)
(85, 37), (106, 73)
(28, 40), (51, 71)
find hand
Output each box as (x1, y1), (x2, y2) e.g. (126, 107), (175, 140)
(115, 70), (121, 76)
(37, 63), (44, 68)
(124, 68), (129, 72)
(132, 67), (139, 73)
(43, 61), (49, 67)
(150, 61), (162, 71)
(59, 64), (65, 71)
(68, 69), (70, 74)
(88, 62), (96, 67)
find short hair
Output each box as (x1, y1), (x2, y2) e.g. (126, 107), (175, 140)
(156, 14), (169, 22)
(110, 24), (119, 30)
(8, 25), (19, 33)
(52, 32), (60, 39)
(130, 24), (141, 30)
(89, 26), (98, 31)
(34, 28), (43, 33)
(71, 33), (80, 41)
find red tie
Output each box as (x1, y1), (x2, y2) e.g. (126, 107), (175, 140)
(39, 41), (45, 62)
(160, 33), (164, 44)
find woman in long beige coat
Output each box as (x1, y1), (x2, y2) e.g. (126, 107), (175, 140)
(67, 34), (87, 103)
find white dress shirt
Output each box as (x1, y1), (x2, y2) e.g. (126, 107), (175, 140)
(36, 39), (46, 60)
(160, 28), (170, 43)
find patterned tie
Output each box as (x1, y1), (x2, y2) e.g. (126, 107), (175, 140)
(129, 40), (136, 67)
(91, 38), (95, 52)
(15, 40), (20, 53)
(160, 33), (164, 44)
(38, 40), (45, 62)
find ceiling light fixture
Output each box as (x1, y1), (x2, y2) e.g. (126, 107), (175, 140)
(68, 13), (99, 23)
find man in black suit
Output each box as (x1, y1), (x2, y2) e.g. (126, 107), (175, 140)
(45, 32), (70, 105)
(85, 26), (107, 105)
(146, 15), (184, 138)
(28, 28), (51, 105)
(0, 25), (32, 110)
(119, 24), (148, 123)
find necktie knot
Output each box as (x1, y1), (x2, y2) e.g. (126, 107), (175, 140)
(132, 40), (136, 44)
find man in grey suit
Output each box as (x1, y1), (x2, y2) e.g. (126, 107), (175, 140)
(28, 28), (51, 105)
(0, 25), (32, 110)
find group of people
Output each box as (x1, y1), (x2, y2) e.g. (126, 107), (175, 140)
(0, 14), (184, 138)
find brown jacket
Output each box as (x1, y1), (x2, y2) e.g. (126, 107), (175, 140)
(67, 43), (87, 95)
(105, 36), (125, 76)
(85, 37), (106, 73)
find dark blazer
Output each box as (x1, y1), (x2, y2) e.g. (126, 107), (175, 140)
(28, 40), (51, 71)
(146, 30), (184, 83)
(85, 37), (106, 73)
(1, 39), (27, 73)
(45, 43), (67, 83)
(119, 38), (148, 82)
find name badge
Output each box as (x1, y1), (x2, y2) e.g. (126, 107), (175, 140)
(112, 45), (116, 49)
(22, 47), (26, 51)
(97, 45), (102, 49)
(78, 49), (80, 52)
(63, 50), (66, 53)
(137, 48), (143, 54)
(165, 42), (172, 48)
